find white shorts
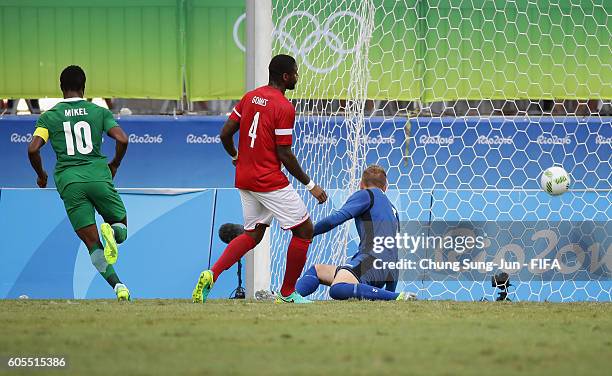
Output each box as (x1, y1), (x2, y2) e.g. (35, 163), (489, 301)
(239, 185), (309, 231)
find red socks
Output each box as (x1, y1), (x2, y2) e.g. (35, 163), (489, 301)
(211, 233), (311, 295)
(211, 233), (257, 282)
(280, 236), (311, 297)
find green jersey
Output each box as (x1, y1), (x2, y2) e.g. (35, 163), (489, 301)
(34, 98), (118, 194)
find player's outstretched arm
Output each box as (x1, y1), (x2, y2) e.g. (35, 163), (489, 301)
(107, 126), (128, 178)
(276, 145), (327, 204)
(313, 190), (372, 236)
(313, 211), (353, 237)
(27, 136), (47, 188)
(220, 118), (240, 164)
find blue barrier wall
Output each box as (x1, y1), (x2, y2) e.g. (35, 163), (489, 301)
(1, 115), (234, 188)
(1, 187), (609, 301)
(0, 188), (247, 299)
(2, 115), (610, 189)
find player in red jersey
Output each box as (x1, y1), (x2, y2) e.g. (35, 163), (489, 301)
(192, 54), (327, 304)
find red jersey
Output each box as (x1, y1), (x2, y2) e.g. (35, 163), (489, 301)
(229, 85), (295, 192)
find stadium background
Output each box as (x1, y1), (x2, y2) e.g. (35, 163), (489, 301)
(1, 0), (609, 101)
(1, 0), (610, 301)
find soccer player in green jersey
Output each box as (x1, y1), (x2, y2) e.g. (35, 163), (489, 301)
(27, 65), (131, 301)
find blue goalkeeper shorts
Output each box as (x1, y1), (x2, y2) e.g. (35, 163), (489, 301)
(336, 252), (398, 291)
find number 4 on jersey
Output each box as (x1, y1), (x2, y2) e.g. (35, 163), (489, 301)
(248, 112), (260, 148)
(63, 121), (93, 155)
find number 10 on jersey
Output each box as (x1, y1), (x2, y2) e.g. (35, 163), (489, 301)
(63, 121), (93, 155)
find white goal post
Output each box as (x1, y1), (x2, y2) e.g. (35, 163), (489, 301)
(245, 0), (273, 298)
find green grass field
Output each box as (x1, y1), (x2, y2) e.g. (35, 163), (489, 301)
(1, 300), (611, 375)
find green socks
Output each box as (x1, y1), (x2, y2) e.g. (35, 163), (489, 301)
(111, 223), (128, 244)
(88, 243), (121, 288)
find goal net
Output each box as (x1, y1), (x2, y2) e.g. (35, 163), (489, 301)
(267, 0), (611, 301)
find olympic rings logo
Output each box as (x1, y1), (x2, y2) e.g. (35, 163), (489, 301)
(233, 11), (364, 74)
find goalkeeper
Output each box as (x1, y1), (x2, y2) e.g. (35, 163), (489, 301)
(296, 165), (415, 301)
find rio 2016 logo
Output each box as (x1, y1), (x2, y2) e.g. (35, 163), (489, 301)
(128, 134), (163, 144)
(233, 11), (365, 74)
(186, 134), (221, 144)
(10, 133), (33, 143)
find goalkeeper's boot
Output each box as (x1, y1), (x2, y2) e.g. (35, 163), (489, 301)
(115, 283), (131, 302)
(101, 223), (119, 265)
(396, 292), (417, 301)
(192, 270), (214, 303)
(275, 291), (313, 304)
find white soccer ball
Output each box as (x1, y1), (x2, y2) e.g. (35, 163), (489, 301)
(541, 166), (571, 196)
(18, 294), (29, 300)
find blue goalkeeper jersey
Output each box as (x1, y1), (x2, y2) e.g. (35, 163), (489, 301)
(314, 188), (399, 257)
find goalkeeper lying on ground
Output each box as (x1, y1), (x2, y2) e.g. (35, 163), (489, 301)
(296, 165), (416, 301)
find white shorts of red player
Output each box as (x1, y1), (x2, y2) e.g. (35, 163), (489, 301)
(239, 185), (309, 231)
